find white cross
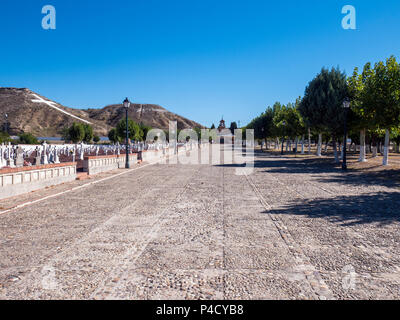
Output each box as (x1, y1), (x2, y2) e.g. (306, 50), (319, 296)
(31, 93), (92, 124)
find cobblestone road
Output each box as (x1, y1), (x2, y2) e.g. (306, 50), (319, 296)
(1, 148), (400, 299)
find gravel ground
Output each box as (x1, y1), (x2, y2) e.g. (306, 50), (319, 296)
(0, 147), (399, 300)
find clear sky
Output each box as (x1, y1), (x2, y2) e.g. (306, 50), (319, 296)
(1, 0), (400, 128)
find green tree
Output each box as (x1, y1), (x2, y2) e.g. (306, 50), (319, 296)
(116, 118), (143, 142)
(348, 63), (376, 162)
(18, 133), (38, 144)
(139, 123), (152, 141)
(93, 135), (100, 144)
(361, 56), (400, 165)
(210, 123), (216, 130)
(108, 128), (120, 143)
(69, 122), (85, 143)
(0, 131), (11, 143)
(269, 102), (283, 149)
(193, 127), (201, 137)
(299, 67), (348, 161)
(246, 102), (283, 150)
(229, 122), (238, 134)
(273, 104), (293, 153)
(280, 100), (306, 153)
(61, 126), (70, 142)
(247, 108), (274, 140)
(82, 124), (94, 143)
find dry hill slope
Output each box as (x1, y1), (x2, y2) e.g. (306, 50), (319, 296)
(0, 88), (204, 137)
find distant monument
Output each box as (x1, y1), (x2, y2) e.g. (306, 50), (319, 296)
(217, 117), (226, 132)
(216, 117), (233, 143)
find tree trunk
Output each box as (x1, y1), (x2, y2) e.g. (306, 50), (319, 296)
(372, 147), (377, 158)
(324, 140), (329, 153)
(308, 128), (311, 154)
(371, 136), (378, 158)
(340, 143), (344, 160)
(317, 133), (322, 156)
(383, 129), (390, 166)
(333, 135), (339, 163)
(295, 137), (298, 153)
(359, 129), (367, 162)
(301, 135), (305, 154)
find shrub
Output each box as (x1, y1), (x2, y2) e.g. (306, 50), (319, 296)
(18, 133), (39, 144)
(0, 131), (11, 143)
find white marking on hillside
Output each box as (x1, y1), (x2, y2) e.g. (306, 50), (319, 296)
(31, 94), (92, 124)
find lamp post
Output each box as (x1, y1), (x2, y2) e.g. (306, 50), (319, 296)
(123, 98), (131, 169)
(342, 97), (350, 171)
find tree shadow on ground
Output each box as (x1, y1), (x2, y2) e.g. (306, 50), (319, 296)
(314, 169), (400, 189)
(253, 152), (400, 189)
(214, 150), (400, 188)
(265, 192), (400, 227)
(256, 157), (339, 173)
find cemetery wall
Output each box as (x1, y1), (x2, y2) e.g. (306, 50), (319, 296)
(141, 150), (163, 162)
(83, 153), (138, 175)
(0, 162), (77, 200)
(0, 144), (197, 200)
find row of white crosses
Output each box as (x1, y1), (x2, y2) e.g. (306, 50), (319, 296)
(0, 140), (185, 169)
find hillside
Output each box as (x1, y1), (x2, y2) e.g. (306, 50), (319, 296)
(0, 88), (204, 137)
(85, 103), (202, 131)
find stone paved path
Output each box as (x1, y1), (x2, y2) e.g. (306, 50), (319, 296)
(1, 147), (400, 299)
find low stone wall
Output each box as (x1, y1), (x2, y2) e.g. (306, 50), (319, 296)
(0, 145), (195, 200)
(121, 154), (138, 169)
(140, 147), (186, 162)
(83, 154), (138, 175)
(141, 150), (164, 162)
(0, 162), (77, 200)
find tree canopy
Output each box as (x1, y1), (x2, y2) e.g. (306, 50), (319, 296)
(18, 133), (38, 145)
(68, 123), (85, 143)
(299, 67), (348, 136)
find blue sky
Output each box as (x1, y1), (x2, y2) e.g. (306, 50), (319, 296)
(1, 0), (400, 127)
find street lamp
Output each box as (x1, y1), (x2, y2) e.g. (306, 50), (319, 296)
(342, 97), (350, 171)
(123, 97), (131, 168)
